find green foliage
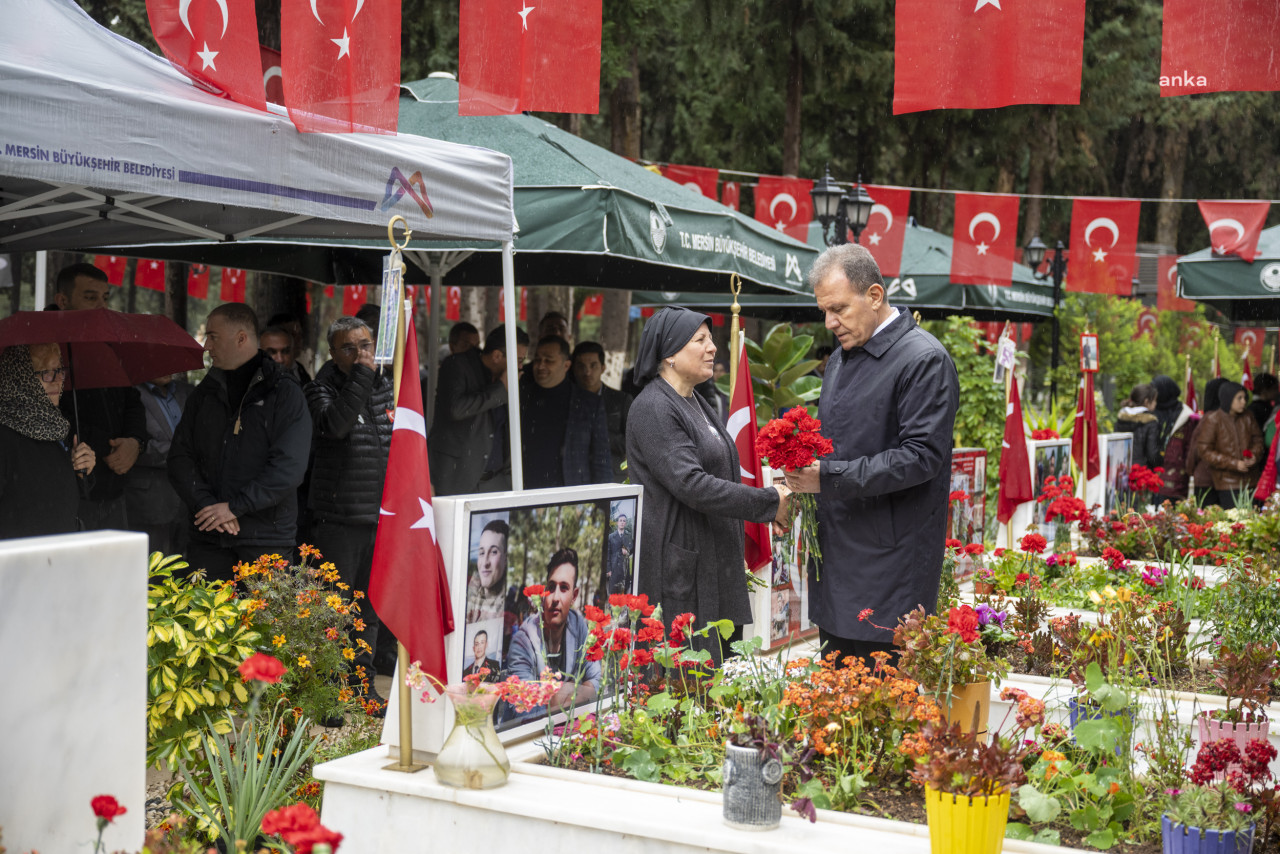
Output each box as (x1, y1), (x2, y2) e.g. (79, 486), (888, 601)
(1208, 556), (1280, 652)
(146, 553), (257, 770)
(928, 319), (1004, 456)
(716, 324), (820, 423)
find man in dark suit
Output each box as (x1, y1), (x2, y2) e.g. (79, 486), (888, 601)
(429, 325), (528, 496)
(572, 341), (632, 482)
(521, 336), (612, 489)
(606, 513), (633, 593)
(463, 629), (501, 682)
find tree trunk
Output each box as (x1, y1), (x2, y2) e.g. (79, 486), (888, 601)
(1021, 114), (1050, 248)
(782, 24), (803, 176)
(1156, 124), (1190, 250)
(598, 291), (631, 386)
(610, 47), (641, 159)
(165, 262), (188, 332)
(605, 46), (642, 377)
(462, 286), (485, 333)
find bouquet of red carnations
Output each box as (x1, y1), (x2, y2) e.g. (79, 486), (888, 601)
(755, 407), (833, 575)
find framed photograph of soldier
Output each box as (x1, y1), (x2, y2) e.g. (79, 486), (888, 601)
(431, 484), (643, 744)
(1080, 333), (1100, 373)
(948, 449), (987, 581)
(1102, 433), (1134, 516)
(1028, 439), (1071, 543)
(751, 468), (818, 651)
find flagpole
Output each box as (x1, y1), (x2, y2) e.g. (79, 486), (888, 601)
(1005, 347), (1014, 551)
(728, 273), (742, 401)
(384, 216), (425, 774)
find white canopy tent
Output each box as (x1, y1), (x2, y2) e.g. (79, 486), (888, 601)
(0, 0), (531, 487)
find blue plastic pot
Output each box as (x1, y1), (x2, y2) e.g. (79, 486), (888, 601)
(1067, 696), (1132, 758)
(1161, 815), (1255, 854)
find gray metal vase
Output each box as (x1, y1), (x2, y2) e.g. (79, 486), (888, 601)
(722, 742), (783, 830)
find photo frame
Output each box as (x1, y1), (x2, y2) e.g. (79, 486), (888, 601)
(750, 468), (817, 651)
(1029, 439), (1071, 543)
(949, 449), (987, 581)
(1080, 333), (1100, 373)
(1102, 433), (1134, 516)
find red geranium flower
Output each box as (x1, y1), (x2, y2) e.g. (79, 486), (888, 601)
(1019, 533), (1047, 554)
(1014, 572), (1031, 586)
(947, 605), (980, 643)
(91, 795), (127, 822)
(238, 652), (286, 684)
(287, 827), (344, 854)
(963, 543), (985, 556)
(669, 612), (696, 646)
(262, 803), (320, 836)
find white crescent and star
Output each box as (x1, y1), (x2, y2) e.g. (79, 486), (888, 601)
(263, 65), (282, 89)
(310, 0), (324, 25)
(968, 212), (1000, 255)
(869, 203), (893, 232)
(410, 497), (436, 538)
(1083, 217), (1120, 263)
(179, 0), (229, 39)
(975, 0), (1002, 9)
(770, 193), (798, 229)
(332, 27), (351, 58)
(1208, 218), (1246, 253)
(1167, 263), (1179, 284)
(519, 2), (535, 28)
(726, 408), (756, 481)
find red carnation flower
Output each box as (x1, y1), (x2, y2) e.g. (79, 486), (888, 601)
(947, 605), (980, 643)
(91, 795), (127, 822)
(523, 584), (546, 598)
(238, 652), (286, 685)
(963, 543), (985, 555)
(1019, 533), (1047, 554)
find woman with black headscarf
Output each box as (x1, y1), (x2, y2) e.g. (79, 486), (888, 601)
(1194, 380), (1263, 509)
(0, 343), (96, 538)
(626, 308), (789, 662)
(1150, 374), (1196, 501)
(1186, 376), (1224, 507)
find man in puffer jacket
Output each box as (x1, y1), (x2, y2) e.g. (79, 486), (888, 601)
(305, 316), (393, 710)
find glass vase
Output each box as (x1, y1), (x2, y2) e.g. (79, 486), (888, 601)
(434, 684), (510, 789)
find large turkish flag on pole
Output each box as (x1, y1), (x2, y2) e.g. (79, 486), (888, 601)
(459, 0), (603, 116)
(893, 0), (1086, 114)
(1072, 374), (1101, 481)
(754, 176), (814, 243)
(1235, 327), (1265, 371)
(1066, 198), (1140, 295)
(996, 375), (1033, 524)
(282, 0), (400, 133)
(1157, 255), (1197, 312)
(727, 338), (769, 572)
(857, 185), (911, 278)
(146, 0), (265, 110)
(950, 192), (1020, 286)
(1162, 0), (1280, 96)
(1197, 201), (1270, 262)
(370, 318), (455, 686)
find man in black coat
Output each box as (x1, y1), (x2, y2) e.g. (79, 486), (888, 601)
(572, 341), (632, 482)
(305, 316), (392, 707)
(168, 303), (312, 583)
(786, 244), (959, 666)
(606, 513), (633, 593)
(521, 335), (612, 489)
(429, 325), (528, 495)
(52, 263), (148, 530)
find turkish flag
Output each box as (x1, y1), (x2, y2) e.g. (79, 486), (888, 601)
(458, 0), (602, 116)
(754, 176), (814, 243)
(187, 264), (210, 299)
(497, 287), (528, 322)
(1066, 198), (1140, 295)
(1072, 374), (1101, 481)
(145, 0), (265, 110)
(324, 285), (336, 299)
(1235, 327), (1265, 370)
(857, 185), (911, 278)
(370, 318), (455, 687)
(721, 181), (741, 211)
(342, 284), (368, 316)
(1242, 354), (1255, 392)
(1161, 0), (1280, 96)
(1197, 201), (1270, 263)
(1134, 309), (1158, 341)
(950, 192), (1019, 286)
(1157, 255), (1197, 312)
(577, 293), (603, 319)
(445, 286), (462, 321)
(662, 164), (719, 199)
(282, 0), (400, 133)
(220, 268), (246, 302)
(1185, 362), (1198, 413)
(92, 255), (127, 286)
(135, 259), (166, 292)
(260, 44), (284, 105)
(893, 0), (1086, 114)
(996, 375), (1033, 524)
(727, 338), (769, 571)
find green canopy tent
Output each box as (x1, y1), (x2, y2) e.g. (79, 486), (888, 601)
(633, 221), (1055, 321)
(1176, 224), (1280, 321)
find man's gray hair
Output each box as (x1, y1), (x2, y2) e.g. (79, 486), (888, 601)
(327, 315), (372, 349)
(807, 243), (885, 295)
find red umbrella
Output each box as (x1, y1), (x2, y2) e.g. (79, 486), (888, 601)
(0, 309), (204, 389)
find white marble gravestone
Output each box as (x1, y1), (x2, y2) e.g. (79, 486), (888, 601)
(0, 531), (147, 852)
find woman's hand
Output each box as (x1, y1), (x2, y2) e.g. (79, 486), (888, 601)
(70, 435), (95, 476)
(1236, 458), (1251, 472)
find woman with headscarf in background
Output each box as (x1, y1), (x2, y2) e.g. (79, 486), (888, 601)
(626, 308), (790, 662)
(1150, 374), (1197, 502)
(1185, 376), (1223, 507)
(0, 343), (96, 538)
(1194, 380), (1263, 509)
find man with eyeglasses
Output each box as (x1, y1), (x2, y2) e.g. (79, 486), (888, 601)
(50, 262), (148, 531)
(303, 315), (393, 713)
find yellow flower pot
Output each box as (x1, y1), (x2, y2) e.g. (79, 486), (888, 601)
(924, 785), (1010, 854)
(943, 679), (991, 735)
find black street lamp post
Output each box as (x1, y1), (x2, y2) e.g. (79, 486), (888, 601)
(811, 165), (876, 247)
(1024, 236), (1069, 409)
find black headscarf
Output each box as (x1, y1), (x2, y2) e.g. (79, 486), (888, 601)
(1151, 374), (1182, 444)
(0, 344), (70, 442)
(1218, 380), (1245, 413)
(1203, 377), (1226, 415)
(634, 307), (711, 387)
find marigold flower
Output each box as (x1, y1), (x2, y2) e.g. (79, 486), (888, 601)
(342, 648), (355, 661)
(297, 655), (312, 669)
(272, 634), (287, 647)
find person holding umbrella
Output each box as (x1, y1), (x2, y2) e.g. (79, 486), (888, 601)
(0, 343), (96, 538)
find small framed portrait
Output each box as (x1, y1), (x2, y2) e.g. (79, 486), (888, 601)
(1080, 333), (1100, 373)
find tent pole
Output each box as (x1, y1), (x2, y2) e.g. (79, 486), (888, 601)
(34, 250), (47, 308)
(427, 258), (442, 429)
(503, 241), (523, 491)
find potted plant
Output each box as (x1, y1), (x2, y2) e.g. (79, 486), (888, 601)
(891, 605), (1010, 735)
(722, 712), (817, 830)
(1162, 783), (1256, 854)
(1199, 640), (1279, 763)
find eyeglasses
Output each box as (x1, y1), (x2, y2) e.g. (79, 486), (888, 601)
(33, 367), (66, 383)
(338, 342), (376, 356)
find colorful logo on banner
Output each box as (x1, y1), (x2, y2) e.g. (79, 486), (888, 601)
(378, 167), (433, 218)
